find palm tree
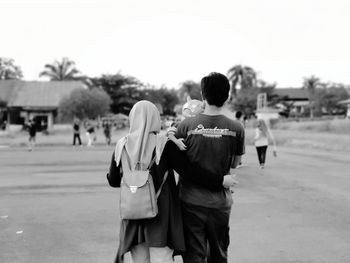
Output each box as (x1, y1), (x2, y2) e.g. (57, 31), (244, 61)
(303, 75), (320, 119)
(227, 65), (257, 99)
(39, 57), (84, 81)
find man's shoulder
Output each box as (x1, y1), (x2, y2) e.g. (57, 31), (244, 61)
(227, 117), (244, 130)
(215, 115), (244, 133)
(178, 116), (200, 127)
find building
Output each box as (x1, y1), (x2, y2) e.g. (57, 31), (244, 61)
(338, 99), (350, 118)
(0, 80), (85, 130)
(273, 88), (309, 116)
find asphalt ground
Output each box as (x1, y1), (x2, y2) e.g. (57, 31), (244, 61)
(1, 145), (350, 263)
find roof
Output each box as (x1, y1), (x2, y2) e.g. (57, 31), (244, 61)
(0, 80), (85, 108)
(0, 80), (19, 103)
(273, 88), (309, 100)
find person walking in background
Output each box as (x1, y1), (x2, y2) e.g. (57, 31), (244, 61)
(72, 118), (82, 146)
(107, 100), (236, 263)
(85, 120), (95, 147)
(235, 110), (245, 128)
(235, 111), (246, 168)
(26, 119), (36, 151)
(102, 119), (112, 145)
(254, 119), (277, 169)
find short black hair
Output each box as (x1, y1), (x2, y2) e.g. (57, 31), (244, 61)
(201, 72), (230, 107)
(235, 111), (243, 119)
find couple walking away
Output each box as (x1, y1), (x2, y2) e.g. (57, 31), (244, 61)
(107, 72), (245, 263)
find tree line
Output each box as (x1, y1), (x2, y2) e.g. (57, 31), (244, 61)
(1, 57), (349, 119)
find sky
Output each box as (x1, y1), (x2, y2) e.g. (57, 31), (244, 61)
(1, 0), (350, 88)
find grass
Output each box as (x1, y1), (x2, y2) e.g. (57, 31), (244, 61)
(273, 118), (350, 134)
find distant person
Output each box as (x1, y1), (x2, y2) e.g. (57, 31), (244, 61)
(254, 119), (277, 169)
(72, 118), (82, 146)
(102, 120), (112, 145)
(85, 120), (95, 147)
(235, 111), (245, 128)
(27, 119), (36, 151)
(235, 111), (245, 168)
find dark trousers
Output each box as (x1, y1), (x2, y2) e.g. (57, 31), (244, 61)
(181, 202), (231, 263)
(73, 134), (82, 145)
(256, 145), (268, 164)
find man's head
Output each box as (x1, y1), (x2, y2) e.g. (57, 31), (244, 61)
(201, 72), (230, 107)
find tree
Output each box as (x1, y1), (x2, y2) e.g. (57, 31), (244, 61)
(141, 85), (179, 115)
(233, 88), (259, 116)
(58, 88), (112, 120)
(90, 73), (143, 114)
(257, 80), (279, 106)
(0, 57), (23, 80)
(303, 75), (320, 118)
(227, 65), (257, 99)
(178, 80), (202, 103)
(232, 79), (277, 117)
(39, 57), (85, 81)
(314, 83), (349, 115)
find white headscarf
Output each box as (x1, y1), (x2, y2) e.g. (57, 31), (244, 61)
(114, 100), (168, 170)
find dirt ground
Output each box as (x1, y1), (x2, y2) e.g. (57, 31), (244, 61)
(1, 145), (350, 263)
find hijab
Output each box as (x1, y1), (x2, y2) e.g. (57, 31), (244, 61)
(114, 100), (168, 170)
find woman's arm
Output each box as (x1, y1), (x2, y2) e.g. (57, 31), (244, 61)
(254, 128), (259, 140)
(163, 141), (224, 191)
(106, 152), (122, 187)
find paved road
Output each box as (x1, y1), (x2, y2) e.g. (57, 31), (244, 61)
(1, 146), (350, 263)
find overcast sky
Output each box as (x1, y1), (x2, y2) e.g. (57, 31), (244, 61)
(1, 0), (350, 88)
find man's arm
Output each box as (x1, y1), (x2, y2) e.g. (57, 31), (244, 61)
(163, 141), (224, 190)
(231, 155), (242, 169)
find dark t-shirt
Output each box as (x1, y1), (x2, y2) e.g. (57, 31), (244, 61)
(73, 123), (80, 134)
(175, 113), (245, 208)
(28, 123), (36, 137)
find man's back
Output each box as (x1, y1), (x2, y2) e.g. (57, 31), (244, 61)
(176, 113), (244, 208)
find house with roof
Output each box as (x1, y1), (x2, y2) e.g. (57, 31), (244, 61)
(272, 88), (309, 116)
(0, 80), (85, 130)
(338, 99), (350, 118)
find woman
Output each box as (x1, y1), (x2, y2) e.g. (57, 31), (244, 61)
(107, 101), (234, 263)
(254, 119), (277, 169)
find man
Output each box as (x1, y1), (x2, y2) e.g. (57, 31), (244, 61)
(175, 72), (245, 263)
(27, 119), (37, 151)
(235, 111), (245, 127)
(72, 118), (82, 146)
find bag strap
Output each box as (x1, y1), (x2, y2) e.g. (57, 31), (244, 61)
(155, 171), (168, 199)
(120, 148), (157, 172)
(120, 150), (131, 172)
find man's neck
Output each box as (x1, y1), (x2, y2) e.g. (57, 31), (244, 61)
(203, 103), (223, 116)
